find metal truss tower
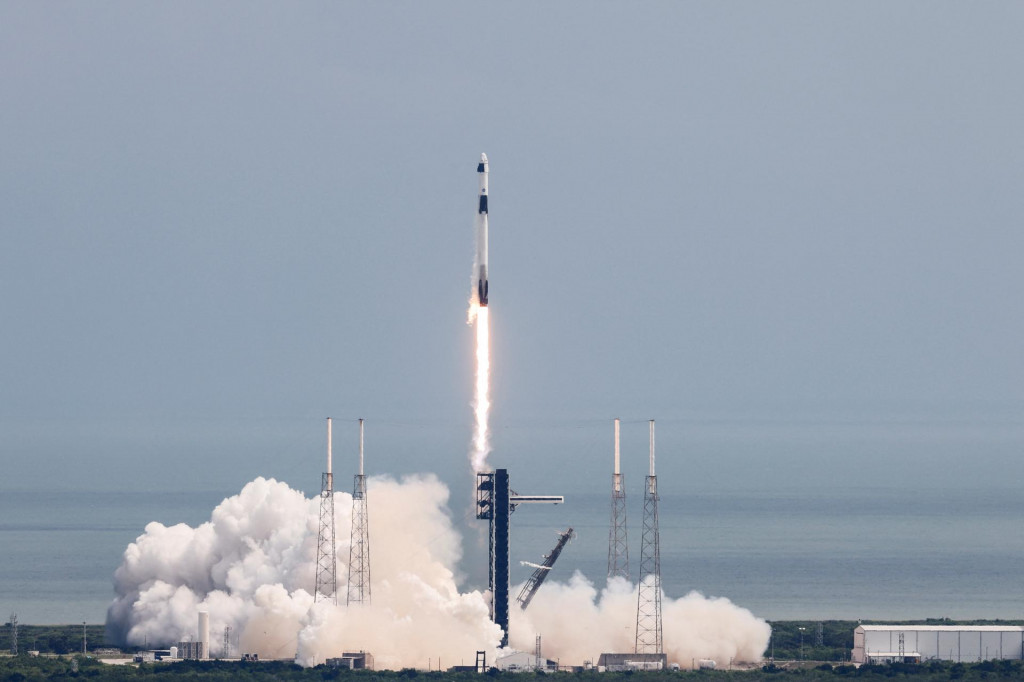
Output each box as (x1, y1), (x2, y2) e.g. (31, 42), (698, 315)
(607, 418), (629, 580)
(314, 418), (337, 604)
(477, 468), (563, 647)
(347, 418), (371, 605)
(635, 420), (663, 655)
(516, 527), (575, 610)
(9, 613), (17, 656)
(223, 626), (231, 658)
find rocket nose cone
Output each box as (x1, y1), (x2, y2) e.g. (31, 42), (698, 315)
(480, 153), (488, 163)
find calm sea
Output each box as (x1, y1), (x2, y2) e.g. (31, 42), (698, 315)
(3, 483), (1022, 625)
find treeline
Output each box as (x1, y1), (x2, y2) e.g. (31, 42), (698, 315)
(766, 619), (1024, 662)
(4, 657), (1024, 681)
(1, 622), (107, 655)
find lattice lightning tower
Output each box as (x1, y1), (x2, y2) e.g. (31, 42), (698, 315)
(9, 613), (17, 656)
(608, 418), (629, 580)
(314, 418), (337, 604)
(635, 419), (663, 654)
(347, 418), (371, 605)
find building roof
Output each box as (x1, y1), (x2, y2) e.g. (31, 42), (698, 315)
(598, 653), (668, 665)
(857, 625), (1024, 632)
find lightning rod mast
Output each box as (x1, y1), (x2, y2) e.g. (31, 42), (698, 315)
(347, 418), (371, 605)
(635, 419), (663, 654)
(314, 418), (338, 604)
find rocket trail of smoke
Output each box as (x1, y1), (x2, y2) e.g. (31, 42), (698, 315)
(470, 303), (491, 472)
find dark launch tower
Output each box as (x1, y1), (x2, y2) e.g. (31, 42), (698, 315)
(477, 469), (563, 647)
(314, 418), (337, 604)
(477, 469), (510, 643)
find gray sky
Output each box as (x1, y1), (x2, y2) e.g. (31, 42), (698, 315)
(2, 3), (1022, 496)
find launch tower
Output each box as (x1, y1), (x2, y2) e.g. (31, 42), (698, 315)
(476, 469), (563, 646)
(635, 420), (663, 654)
(314, 418), (337, 604)
(607, 418), (629, 580)
(347, 418), (371, 605)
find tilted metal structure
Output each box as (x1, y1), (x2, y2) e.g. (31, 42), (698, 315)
(314, 418), (337, 604)
(517, 527), (575, 610)
(607, 418), (629, 580)
(347, 418), (371, 605)
(477, 468), (563, 647)
(635, 420), (663, 655)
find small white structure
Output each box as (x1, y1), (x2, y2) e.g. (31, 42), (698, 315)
(853, 625), (1024, 664)
(496, 651), (557, 673)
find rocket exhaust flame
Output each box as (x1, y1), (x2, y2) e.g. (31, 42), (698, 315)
(470, 302), (491, 472)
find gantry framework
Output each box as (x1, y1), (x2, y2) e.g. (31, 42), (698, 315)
(477, 469), (563, 647)
(516, 527), (575, 610)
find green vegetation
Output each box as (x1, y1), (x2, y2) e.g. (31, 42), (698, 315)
(6, 619), (1024, 679)
(1, 623), (108, 655)
(2, 657), (1024, 681)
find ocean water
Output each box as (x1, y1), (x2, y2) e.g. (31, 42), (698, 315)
(3, 480), (1023, 625)
(511, 486), (1024, 621)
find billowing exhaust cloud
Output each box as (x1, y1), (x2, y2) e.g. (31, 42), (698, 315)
(510, 574), (770, 666)
(106, 476), (769, 668)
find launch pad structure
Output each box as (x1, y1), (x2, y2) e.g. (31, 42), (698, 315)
(476, 469), (563, 647)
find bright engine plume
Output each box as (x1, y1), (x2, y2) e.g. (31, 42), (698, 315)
(470, 304), (491, 472)
(469, 153), (491, 472)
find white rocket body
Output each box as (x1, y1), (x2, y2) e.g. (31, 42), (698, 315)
(475, 153), (489, 306)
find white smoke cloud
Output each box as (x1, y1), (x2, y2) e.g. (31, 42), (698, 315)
(510, 575), (770, 667)
(106, 476), (769, 669)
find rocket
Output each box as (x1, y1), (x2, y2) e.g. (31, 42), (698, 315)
(475, 153), (489, 307)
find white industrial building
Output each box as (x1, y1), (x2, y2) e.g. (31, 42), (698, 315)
(853, 625), (1024, 664)
(495, 651), (557, 673)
